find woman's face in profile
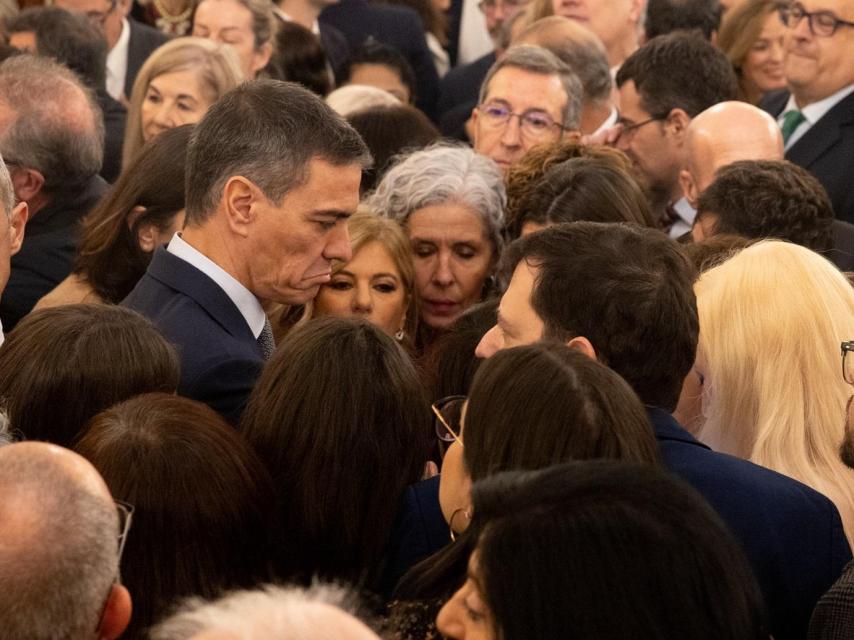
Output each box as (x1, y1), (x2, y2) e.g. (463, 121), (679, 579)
(141, 69), (213, 142)
(313, 240), (409, 337)
(436, 550), (497, 640)
(408, 203), (494, 331)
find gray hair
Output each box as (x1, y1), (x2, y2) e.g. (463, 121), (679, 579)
(366, 143), (506, 255)
(185, 79), (371, 225)
(0, 446), (119, 639)
(0, 55), (104, 194)
(151, 583), (378, 640)
(478, 44), (583, 130)
(0, 154), (15, 216)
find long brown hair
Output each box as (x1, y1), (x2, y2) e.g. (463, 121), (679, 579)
(75, 124), (192, 303)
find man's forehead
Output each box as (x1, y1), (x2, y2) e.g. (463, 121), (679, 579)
(484, 66), (566, 107)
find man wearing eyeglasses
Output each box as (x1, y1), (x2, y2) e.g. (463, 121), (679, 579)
(471, 44), (582, 172)
(0, 442), (132, 639)
(54, 0), (167, 103)
(613, 32), (738, 237)
(762, 0), (854, 225)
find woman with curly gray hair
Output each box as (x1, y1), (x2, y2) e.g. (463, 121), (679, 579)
(366, 144), (506, 340)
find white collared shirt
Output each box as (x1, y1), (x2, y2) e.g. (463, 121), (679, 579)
(780, 84), (854, 151)
(273, 6), (320, 35)
(167, 233), (267, 339)
(669, 197), (696, 239)
(590, 106), (619, 138)
(106, 18), (131, 101)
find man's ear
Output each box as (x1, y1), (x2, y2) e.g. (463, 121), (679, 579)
(251, 42), (274, 75)
(10, 167), (45, 204)
(8, 201), (27, 256)
(665, 108), (691, 144)
(98, 584), (131, 640)
(222, 176), (260, 238)
(566, 336), (597, 360)
(629, 0), (646, 23)
(679, 168), (700, 209)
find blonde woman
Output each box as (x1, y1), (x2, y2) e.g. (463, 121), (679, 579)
(695, 240), (854, 544)
(122, 37), (244, 167)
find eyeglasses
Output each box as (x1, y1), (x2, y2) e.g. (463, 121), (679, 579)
(617, 114), (668, 140)
(778, 2), (854, 37)
(115, 500), (134, 584)
(84, 0), (117, 26)
(477, 103), (569, 140)
(478, 0), (530, 13)
(842, 341), (854, 384)
(432, 395), (466, 448)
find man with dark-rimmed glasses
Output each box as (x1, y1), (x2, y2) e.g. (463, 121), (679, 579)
(0, 441), (132, 639)
(761, 0), (854, 225)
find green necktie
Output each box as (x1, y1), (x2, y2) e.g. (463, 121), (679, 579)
(781, 109), (807, 144)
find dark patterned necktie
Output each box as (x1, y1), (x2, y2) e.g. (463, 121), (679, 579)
(781, 109), (806, 144)
(257, 318), (275, 361)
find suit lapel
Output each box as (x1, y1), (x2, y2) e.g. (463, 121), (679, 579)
(147, 248), (257, 344)
(786, 90), (854, 169)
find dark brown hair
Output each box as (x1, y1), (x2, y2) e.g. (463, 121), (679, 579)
(240, 317), (432, 590)
(464, 343), (661, 481)
(266, 21), (332, 96)
(505, 222), (698, 412)
(74, 125), (191, 303)
(0, 304), (179, 446)
(75, 393), (276, 639)
(513, 156), (657, 237)
(696, 160), (834, 253)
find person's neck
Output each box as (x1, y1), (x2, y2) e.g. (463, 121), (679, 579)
(180, 224), (251, 290)
(607, 31), (638, 68)
(277, 0), (318, 29)
(579, 101), (613, 135)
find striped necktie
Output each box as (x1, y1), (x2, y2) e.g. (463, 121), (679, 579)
(257, 318), (275, 360)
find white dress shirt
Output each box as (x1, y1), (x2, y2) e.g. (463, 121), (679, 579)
(591, 106), (619, 137)
(458, 0), (493, 65)
(669, 197), (696, 239)
(780, 84), (854, 151)
(272, 6), (321, 35)
(106, 18), (131, 101)
(167, 233), (267, 339)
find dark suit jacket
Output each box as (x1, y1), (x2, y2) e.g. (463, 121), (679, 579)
(320, 0), (440, 119)
(437, 51), (494, 140)
(649, 408), (852, 640)
(122, 247), (265, 424)
(319, 22), (351, 80)
(830, 219), (854, 271)
(125, 18), (170, 99)
(809, 559), (854, 640)
(98, 90), (127, 183)
(763, 88), (854, 225)
(0, 174), (107, 332)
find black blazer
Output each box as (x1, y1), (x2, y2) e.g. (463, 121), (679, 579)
(320, 0), (440, 119)
(437, 51), (495, 139)
(319, 22), (351, 80)
(122, 248), (265, 424)
(763, 88), (854, 225)
(649, 408), (852, 640)
(125, 18), (170, 98)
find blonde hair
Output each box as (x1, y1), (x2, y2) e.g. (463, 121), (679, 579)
(696, 241), (854, 539)
(717, 0), (779, 103)
(122, 37), (245, 167)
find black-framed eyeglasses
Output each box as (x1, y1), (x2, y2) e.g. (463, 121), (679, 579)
(84, 0), (118, 26)
(115, 499), (134, 584)
(477, 102), (570, 139)
(778, 2), (854, 37)
(617, 114), (668, 139)
(432, 395), (466, 447)
(842, 341), (854, 385)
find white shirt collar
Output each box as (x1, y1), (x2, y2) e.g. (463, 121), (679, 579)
(167, 233), (268, 339)
(273, 6), (320, 35)
(668, 197), (696, 239)
(591, 106), (619, 138)
(780, 84), (854, 150)
(106, 18), (131, 101)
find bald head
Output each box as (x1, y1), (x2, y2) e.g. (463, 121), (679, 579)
(0, 441), (124, 640)
(681, 101), (783, 205)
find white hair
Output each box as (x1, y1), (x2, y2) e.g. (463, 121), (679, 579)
(151, 584), (379, 640)
(325, 84), (400, 118)
(366, 143), (507, 255)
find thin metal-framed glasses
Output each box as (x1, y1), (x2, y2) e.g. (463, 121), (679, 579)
(432, 395), (466, 448)
(477, 102), (570, 139)
(842, 341), (854, 384)
(778, 2), (854, 37)
(617, 114), (668, 140)
(115, 499), (134, 584)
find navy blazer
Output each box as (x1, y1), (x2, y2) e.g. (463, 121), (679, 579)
(649, 408), (852, 640)
(320, 0), (440, 119)
(125, 18), (170, 99)
(437, 51), (495, 140)
(122, 247), (264, 424)
(763, 88), (854, 225)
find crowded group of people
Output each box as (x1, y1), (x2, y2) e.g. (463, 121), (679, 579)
(0, 0), (853, 637)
